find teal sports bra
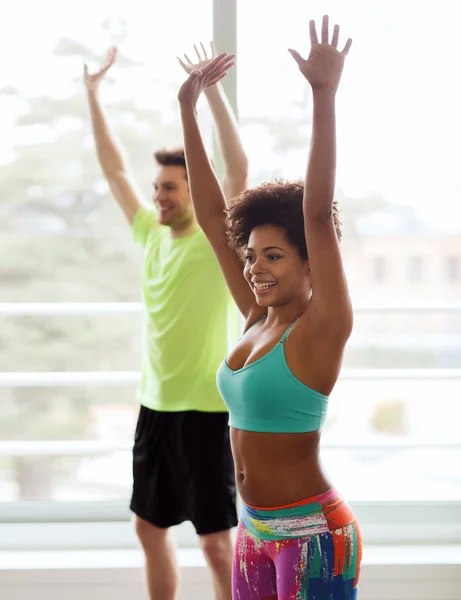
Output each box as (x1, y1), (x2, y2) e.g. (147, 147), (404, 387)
(216, 317), (329, 433)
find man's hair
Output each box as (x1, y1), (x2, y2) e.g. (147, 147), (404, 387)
(226, 179), (342, 261)
(153, 147), (187, 177)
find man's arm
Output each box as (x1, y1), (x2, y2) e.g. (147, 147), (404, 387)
(84, 48), (144, 225)
(204, 84), (248, 199)
(179, 44), (248, 200)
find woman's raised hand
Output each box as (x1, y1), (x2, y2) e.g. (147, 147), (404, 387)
(178, 42), (218, 75)
(288, 15), (352, 94)
(178, 52), (236, 109)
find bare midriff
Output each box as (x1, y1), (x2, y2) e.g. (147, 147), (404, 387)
(230, 428), (333, 507)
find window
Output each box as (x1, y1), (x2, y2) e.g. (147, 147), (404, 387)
(1, 0), (461, 550)
(408, 256), (423, 283)
(237, 0), (461, 512)
(372, 256), (387, 283)
(446, 256), (460, 283)
(0, 0), (212, 506)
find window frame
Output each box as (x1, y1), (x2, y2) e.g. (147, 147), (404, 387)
(1, 0), (460, 551)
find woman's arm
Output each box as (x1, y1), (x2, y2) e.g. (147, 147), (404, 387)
(290, 16), (353, 338)
(178, 56), (261, 319)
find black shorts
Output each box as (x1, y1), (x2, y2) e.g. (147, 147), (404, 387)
(130, 406), (237, 535)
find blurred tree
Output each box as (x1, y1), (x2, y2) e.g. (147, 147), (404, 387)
(0, 21), (424, 499)
(0, 23), (180, 498)
(370, 399), (407, 436)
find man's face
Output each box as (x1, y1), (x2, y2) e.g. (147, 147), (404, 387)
(152, 165), (194, 229)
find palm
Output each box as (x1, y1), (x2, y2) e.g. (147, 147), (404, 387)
(84, 47), (117, 92)
(178, 42), (216, 76)
(301, 44), (346, 91)
(178, 53), (235, 108)
(289, 16), (352, 93)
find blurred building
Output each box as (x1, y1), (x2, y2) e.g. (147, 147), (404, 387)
(341, 211), (461, 365)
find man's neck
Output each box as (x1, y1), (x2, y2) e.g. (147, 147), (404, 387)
(169, 220), (200, 239)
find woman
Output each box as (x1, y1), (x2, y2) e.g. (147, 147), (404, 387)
(178, 16), (362, 600)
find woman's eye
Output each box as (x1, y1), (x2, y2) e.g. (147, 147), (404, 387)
(268, 254), (280, 260)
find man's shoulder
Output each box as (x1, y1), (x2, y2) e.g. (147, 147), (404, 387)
(132, 207), (164, 248)
(189, 230), (221, 262)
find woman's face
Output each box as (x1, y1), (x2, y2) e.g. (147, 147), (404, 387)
(243, 224), (310, 307)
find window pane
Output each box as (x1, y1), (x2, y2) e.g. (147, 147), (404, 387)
(372, 256), (387, 283)
(408, 256), (423, 284)
(0, 0), (212, 305)
(446, 256), (460, 283)
(0, 1), (212, 504)
(238, 0), (461, 502)
(323, 379), (461, 501)
(1, 448), (134, 502)
(2, 0), (461, 512)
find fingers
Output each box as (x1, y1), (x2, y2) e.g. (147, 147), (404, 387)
(288, 48), (304, 67)
(183, 43), (226, 70)
(200, 56), (235, 87)
(321, 15), (329, 44)
(191, 53), (234, 78)
(193, 44), (202, 62)
(206, 60), (235, 83)
(189, 41), (217, 63)
(97, 65), (111, 79)
(309, 19), (318, 44)
(105, 47), (117, 68)
(177, 56), (189, 71)
(83, 47), (116, 83)
(310, 16), (351, 55)
(201, 52), (235, 75)
(342, 38), (353, 56)
(184, 58), (232, 96)
(207, 72), (228, 87)
(200, 42), (209, 60)
(331, 24), (340, 48)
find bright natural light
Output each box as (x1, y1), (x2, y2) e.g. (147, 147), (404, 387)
(0, 0), (460, 510)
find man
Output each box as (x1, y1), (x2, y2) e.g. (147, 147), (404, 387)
(84, 44), (248, 600)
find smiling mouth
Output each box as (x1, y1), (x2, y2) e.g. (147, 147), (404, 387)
(158, 204), (174, 215)
(253, 282), (277, 295)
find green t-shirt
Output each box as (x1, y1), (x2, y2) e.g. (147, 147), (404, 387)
(133, 207), (230, 412)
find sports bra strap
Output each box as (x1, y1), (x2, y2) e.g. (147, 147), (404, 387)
(242, 315), (299, 343)
(241, 315), (267, 338)
(280, 319), (299, 344)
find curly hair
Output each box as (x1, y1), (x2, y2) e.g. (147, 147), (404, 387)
(226, 179), (342, 261)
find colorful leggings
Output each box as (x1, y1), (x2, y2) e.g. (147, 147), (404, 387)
(233, 488), (362, 600)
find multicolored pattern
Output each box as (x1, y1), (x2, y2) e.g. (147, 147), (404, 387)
(233, 488), (362, 599)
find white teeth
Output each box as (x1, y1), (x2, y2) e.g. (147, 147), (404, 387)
(254, 282), (276, 290)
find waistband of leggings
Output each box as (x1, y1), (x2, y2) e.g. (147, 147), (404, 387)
(243, 487), (340, 518)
